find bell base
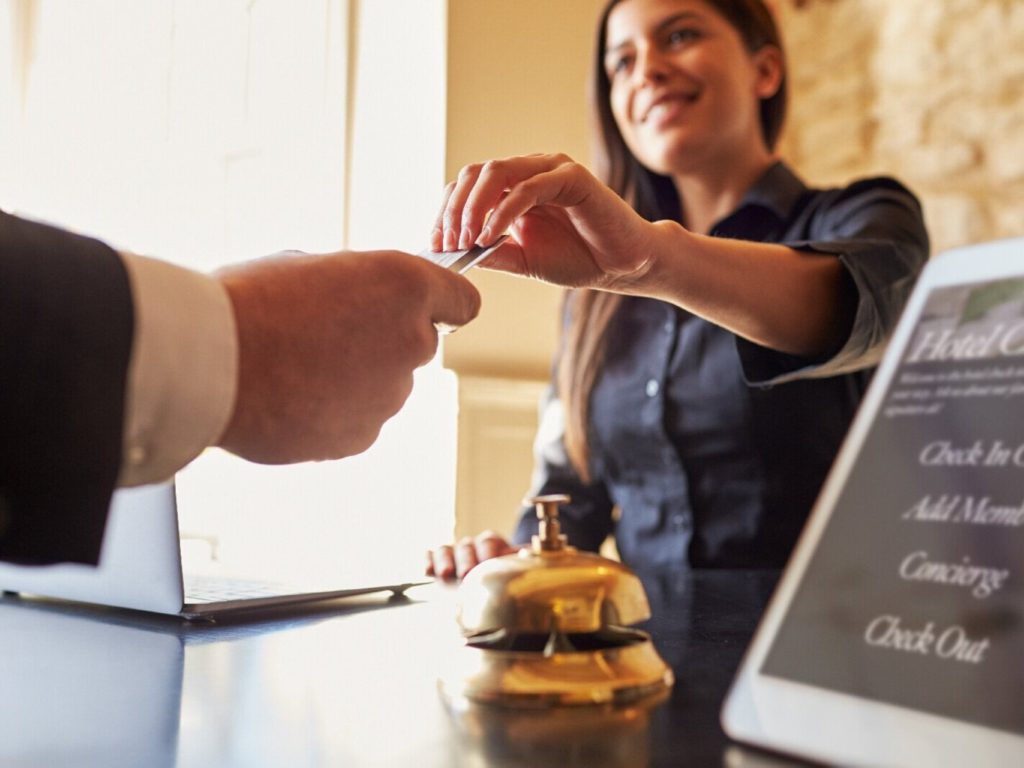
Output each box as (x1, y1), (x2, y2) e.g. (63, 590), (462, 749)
(438, 633), (674, 708)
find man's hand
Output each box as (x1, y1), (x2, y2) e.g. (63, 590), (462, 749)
(216, 249), (480, 463)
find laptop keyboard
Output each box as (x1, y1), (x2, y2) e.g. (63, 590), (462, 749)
(183, 574), (295, 604)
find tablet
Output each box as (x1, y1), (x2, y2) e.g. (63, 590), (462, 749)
(722, 237), (1024, 766)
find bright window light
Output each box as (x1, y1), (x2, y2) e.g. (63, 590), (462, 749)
(1, 0), (455, 584)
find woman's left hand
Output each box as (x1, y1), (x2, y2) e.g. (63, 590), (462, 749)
(430, 153), (660, 291)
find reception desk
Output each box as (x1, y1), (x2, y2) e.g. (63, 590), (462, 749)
(0, 569), (800, 767)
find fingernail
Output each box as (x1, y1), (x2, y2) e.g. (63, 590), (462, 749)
(443, 228), (456, 252)
(430, 228), (442, 250)
(458, 228), (471, 250)
(479, 226), (492, 245)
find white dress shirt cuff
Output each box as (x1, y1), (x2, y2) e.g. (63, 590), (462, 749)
(118, 253), (238, 487)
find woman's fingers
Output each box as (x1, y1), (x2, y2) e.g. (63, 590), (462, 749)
(454, 536), (481, 578)
(428, 544), (457, 580)
(484, 161), (592, 245)
(439, 154), (576, 250)
(430, 181), (456, 252)
(426, 532), (517, 581)
(474, 530), (514, 561)
(462, 155), (563, 246)
(442, 164), (485, 251)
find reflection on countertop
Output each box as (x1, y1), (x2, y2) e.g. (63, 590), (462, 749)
(0, 570), (793, 767)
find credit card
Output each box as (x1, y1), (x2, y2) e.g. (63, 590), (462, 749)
(418, 235), (509, 274)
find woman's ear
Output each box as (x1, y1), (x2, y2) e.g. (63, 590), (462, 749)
(752, 44), (784, 100)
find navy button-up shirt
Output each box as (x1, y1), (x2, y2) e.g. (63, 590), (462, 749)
(512, 162), (929, 568)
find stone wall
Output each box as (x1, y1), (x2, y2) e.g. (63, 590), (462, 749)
(776, 0), (1024, 254)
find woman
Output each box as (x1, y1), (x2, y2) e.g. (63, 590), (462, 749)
(427, 0), (928, 579)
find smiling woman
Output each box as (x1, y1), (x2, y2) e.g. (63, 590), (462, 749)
(427, 0), (930, 580)
(602, 0), (785, 190)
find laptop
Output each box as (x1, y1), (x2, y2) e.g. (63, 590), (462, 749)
(0, 479), (426, 619)
(722, 238), (1024, 765)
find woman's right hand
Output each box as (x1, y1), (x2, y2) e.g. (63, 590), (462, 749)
(426, 531), (522, 582)
(429, 153), (662, 293)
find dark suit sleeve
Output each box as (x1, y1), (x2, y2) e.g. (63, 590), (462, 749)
(0, 210), (134, 565)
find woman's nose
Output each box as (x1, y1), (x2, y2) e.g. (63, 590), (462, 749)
(636, 44), (670, 85)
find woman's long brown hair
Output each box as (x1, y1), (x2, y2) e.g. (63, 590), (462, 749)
(560, 0), (788, 482)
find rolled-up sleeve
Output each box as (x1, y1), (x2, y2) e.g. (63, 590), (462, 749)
(737, 178), (930, 385)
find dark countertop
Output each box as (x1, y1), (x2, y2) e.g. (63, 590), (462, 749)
(0, 569), (803, 767)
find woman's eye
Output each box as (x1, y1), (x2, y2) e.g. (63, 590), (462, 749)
(608, 54), (633, 76)
(667, 27), (701, 46)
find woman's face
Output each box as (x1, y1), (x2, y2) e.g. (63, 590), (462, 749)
(604, 0), (780, 177)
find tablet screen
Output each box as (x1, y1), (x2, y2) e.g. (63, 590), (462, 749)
(761, 275), (1024, 736)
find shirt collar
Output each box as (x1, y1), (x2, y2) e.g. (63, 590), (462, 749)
(734, 160), (807, 221)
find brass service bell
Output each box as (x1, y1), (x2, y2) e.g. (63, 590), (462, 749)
(439, 495), (674, 707)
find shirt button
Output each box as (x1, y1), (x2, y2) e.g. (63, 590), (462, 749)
(645, 379), (660, 397)
(664, 321), (674, 334)
(670, 513), (687, 530)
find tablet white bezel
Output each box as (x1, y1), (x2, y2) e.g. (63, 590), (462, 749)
(722, 238), (1024, 766)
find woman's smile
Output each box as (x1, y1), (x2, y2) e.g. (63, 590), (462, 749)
(640, 89), (700, 127)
